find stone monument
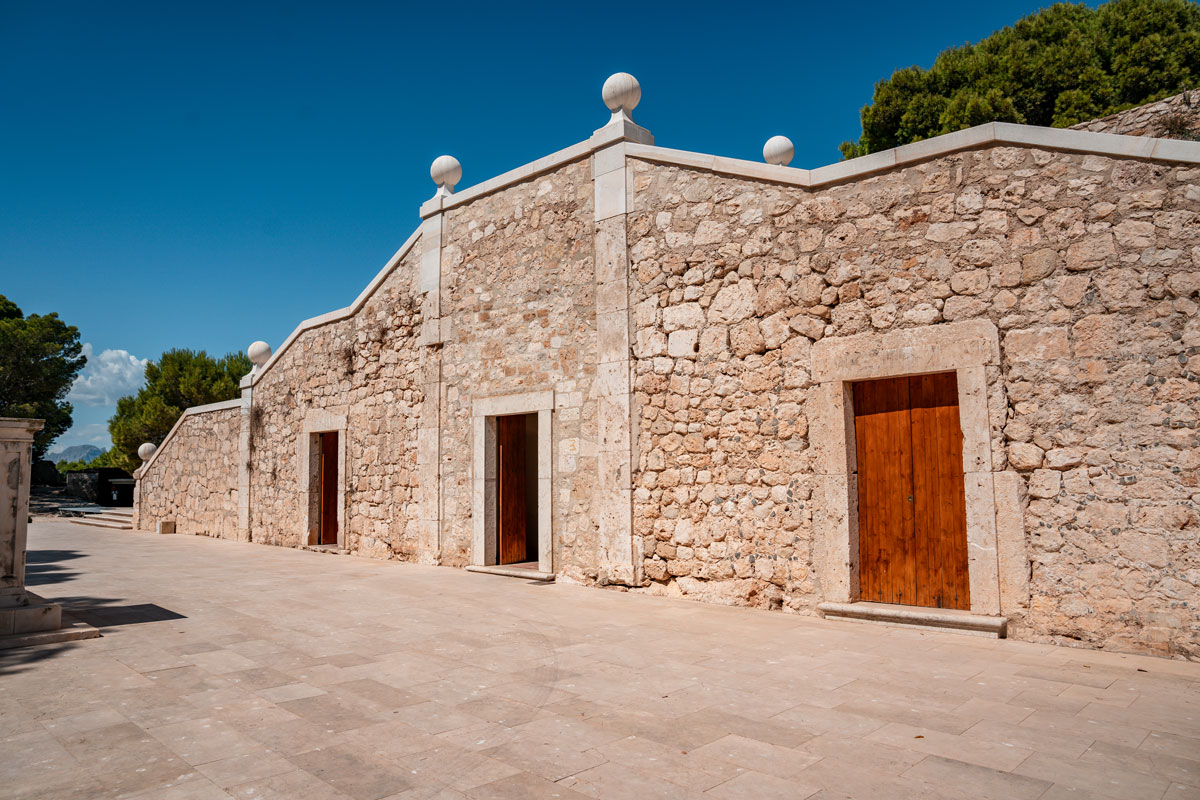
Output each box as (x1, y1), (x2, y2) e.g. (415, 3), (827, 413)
(0, 417), (98, 648)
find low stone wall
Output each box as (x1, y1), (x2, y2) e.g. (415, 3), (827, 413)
(1071, 88), (1200, 139)
(136, 404), (241, 539)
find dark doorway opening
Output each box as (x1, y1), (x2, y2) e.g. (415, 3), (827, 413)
(318, 431), (339, 546)
(496, 413), (538, 566)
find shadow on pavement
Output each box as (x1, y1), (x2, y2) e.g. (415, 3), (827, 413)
(25, 548), (88, 587)
(0, 640), (81, 676)
(49, 596), (187, 628)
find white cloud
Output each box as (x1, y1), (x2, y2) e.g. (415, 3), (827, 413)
(68, 343), (148, 407)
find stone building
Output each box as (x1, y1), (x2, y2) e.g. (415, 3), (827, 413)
(135, 75), (1200, 658)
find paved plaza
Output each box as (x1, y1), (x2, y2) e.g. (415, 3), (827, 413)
(2, 520), (1198, 800)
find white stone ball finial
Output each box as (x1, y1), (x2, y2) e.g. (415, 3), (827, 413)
(138, 442), (157, 461)
(602, 72), (641, 123)
(430, 155), (462, 197)
(763, 135), (795, 167)
(247, 340), (272, 366)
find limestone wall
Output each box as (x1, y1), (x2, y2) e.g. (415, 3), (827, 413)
(628, 147), (1200, 657)
(136, 405), (241, 539)
(247, 245), (424, 557)
(438, 160), (599, 575)
(1071, 88), (1200, 139)
(135, 119), (1199, 658)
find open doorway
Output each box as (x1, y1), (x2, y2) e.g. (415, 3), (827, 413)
(496, 413), (538, 567)
(318, 431), (339, 546)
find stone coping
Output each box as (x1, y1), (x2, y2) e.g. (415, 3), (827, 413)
(628, 121), (1200, 188)
(136, 397), (245, 477)
(0, 417), (44, 441)
(417, 121), (645, 219)
(422, 121), (1200, 224)
(203, 118), (1200, 465)
(818, 601), (1008, 637)
(239, 226), (423, 391)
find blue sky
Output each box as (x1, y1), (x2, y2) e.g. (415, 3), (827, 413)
(2, 0), (1079, 451)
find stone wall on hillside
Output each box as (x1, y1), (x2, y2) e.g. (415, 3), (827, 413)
(628, 147), (1200, 657)
(247, 245), (424, 559)
(1072, 88), (1200, 139)
(136, 406), (241, 539)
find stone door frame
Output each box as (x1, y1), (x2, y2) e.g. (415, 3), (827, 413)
(809, 320), (1012, 616)
(299, 410), (347, 549)
(471, 391), (553, 573)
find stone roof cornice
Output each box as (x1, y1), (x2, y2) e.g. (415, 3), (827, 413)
(237, 120), (1200, 392)
(626, 122), (1200, 189)
(239, 226), (423, 389)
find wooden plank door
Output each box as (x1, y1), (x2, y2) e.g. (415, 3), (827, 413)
(497, 415), (527, 565)
(909, 373), (969, 609)
(319, 432), (338, 546)
(854, 372), (969, 610)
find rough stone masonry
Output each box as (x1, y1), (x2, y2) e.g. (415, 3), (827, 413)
(135, 79), (1200, 659)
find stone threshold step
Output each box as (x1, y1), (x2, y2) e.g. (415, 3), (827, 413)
(301, 545), (349, 555)
(0, 615), (101, 650)
(818, 601), (1007, 638)
(87, 513), (134, 523)
(68, 518), (132, 530)
(465, 565), (556, 582)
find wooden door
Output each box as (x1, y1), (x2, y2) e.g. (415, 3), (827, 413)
(854, 372), (969, 610)
(497, 416), (527, 564)
(319, 432), (339, 546)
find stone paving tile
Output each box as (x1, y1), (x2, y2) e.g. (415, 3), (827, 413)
(961, 717), (1095, 759)
(148, 716), (263, 766)
(1142, 729), (1200, 761)
(1020, 706), (1152, 748)
(866, 721), (1034, 771)
(1079, 739), (1200, 787)
(1014, 751), (1172, 800)
(798, 755), (961, 800)
(1166, 782), (1200, 800)
(589, 733), (739, 791)
(289, 743), (414, 800)
(127, 774), (246, 799)
(690, 732), (822, 779)
(902, 755), (1051, 799)
(192, 752), (293, 789)
(559, 761), (708, 799)
(5, 520), (1200, 800)
(464, 770), (589, 799)
(225, 768), (355, 799)
(797, 732), (926, 772)
(253, 682), (325, 703)
(704, 770), (821, 799)
(394, 743), (522, 792)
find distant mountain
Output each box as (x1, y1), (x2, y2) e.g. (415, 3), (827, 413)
(47, 444), (103, 464)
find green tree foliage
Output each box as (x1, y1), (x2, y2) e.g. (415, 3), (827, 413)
(840, 0), (1200, 158)
(0, 294), (87, 459)
(56, 448), (120, 475)
(107, 349), (251, 471)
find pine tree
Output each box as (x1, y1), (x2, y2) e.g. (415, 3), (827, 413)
(106, 349), (251, 471)
(840, 0), (1200, 158)
(0, 294), (87, 459)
